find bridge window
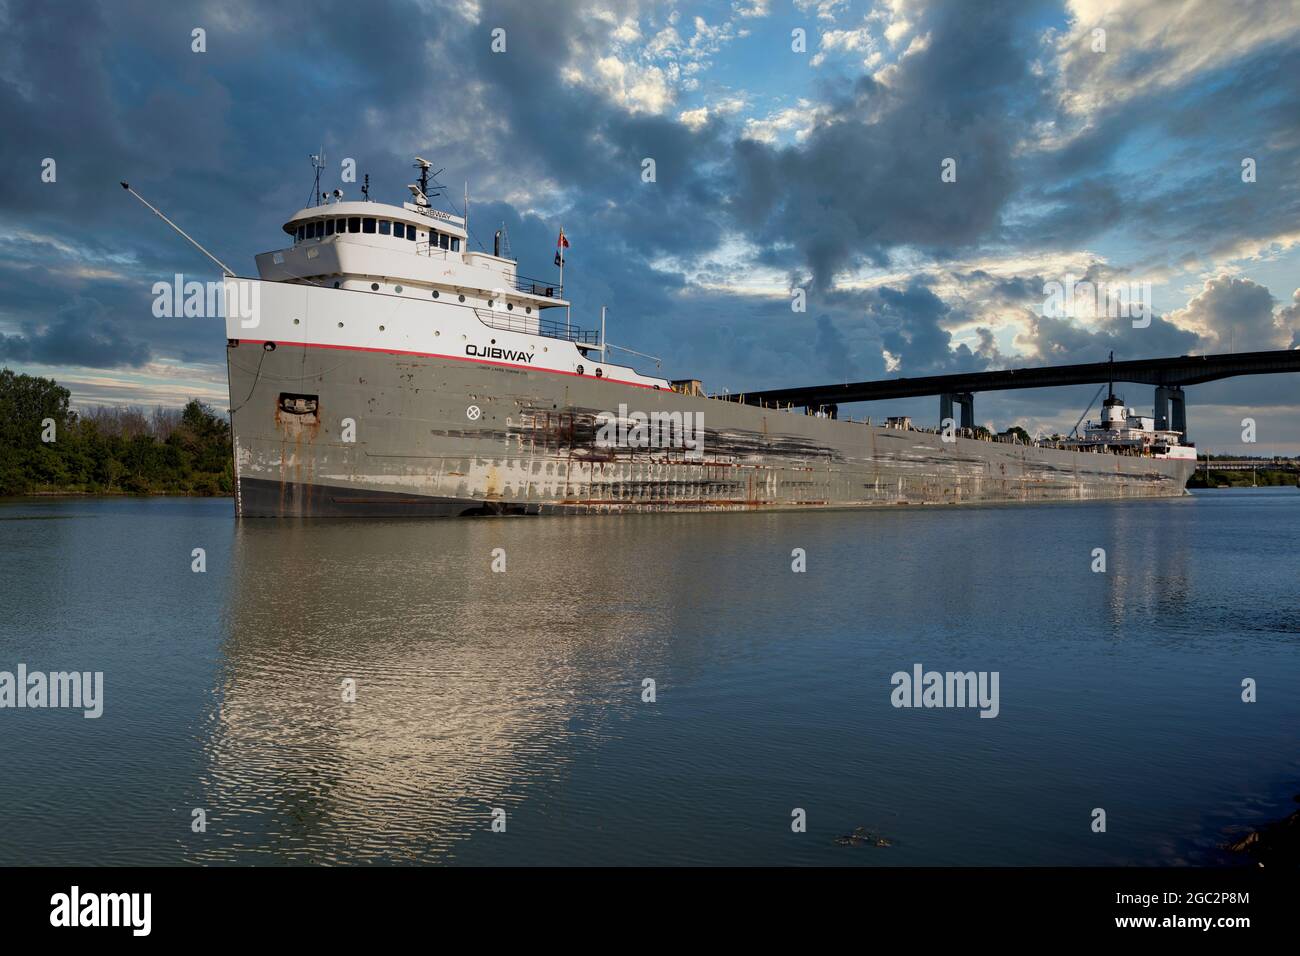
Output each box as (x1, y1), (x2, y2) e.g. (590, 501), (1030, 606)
(325, 219), (335, 236)
(335, 218), (345, 234)
(452, 237), (460, 251)
(347, 217), (360, 233)
(393, 222), (405, 239)
(407, 228), (417, 242)
(379, 220), (390, 235)
(296, 224), (305, 242)
(362, 217), (376, 234)
(439, 233), (450, 250)
(313, 221), (323, 239)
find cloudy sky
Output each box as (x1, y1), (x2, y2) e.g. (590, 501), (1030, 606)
(2, 0), (1298, 452)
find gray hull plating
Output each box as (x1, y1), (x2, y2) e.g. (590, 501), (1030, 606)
(226, 342), (1195, 517)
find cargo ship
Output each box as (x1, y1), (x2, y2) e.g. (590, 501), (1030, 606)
(219, 160), (1196, 517)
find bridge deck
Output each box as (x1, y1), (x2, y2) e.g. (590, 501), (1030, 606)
(724, 348), (1300, 407)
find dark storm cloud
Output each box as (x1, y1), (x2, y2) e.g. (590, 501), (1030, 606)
(1018, 43), (1300, 261)
(466, 0), (732, 263)
(0, 297), (151, 367)
(730, 0), (1054, 290)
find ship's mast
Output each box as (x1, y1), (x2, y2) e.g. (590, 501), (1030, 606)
(308, 148), (326, 208)
(417, 162), (430, 206)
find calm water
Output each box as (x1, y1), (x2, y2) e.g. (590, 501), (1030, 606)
(0, 490), (1296, 866)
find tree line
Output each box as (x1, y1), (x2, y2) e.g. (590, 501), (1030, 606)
(0, 368), (233, 496)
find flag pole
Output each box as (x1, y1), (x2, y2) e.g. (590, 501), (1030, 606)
(561, 224), (569, 335)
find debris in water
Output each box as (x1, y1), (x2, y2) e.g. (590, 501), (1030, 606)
(834, 826), (892, 848)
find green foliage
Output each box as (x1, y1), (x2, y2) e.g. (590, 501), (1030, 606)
(0, 368), (232, 497)
(1186, 469), (1296, 488)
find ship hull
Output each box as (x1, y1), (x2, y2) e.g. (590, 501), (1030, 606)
(226, 339), (1195, 518)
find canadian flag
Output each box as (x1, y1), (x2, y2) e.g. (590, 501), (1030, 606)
(554, 228), (569, 267)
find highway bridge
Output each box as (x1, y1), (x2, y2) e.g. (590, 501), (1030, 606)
(722, 348), (1300, 441)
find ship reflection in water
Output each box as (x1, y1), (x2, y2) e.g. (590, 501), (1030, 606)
(193, 515), (690, 864)
(183, 492), (1300, 866)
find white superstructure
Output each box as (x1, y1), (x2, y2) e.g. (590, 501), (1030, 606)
(238, 159), (670, 391)
(1067, 392), (1197, 460)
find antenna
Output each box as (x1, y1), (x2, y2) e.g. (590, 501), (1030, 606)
(409, 158), (445, 210)
(309, 148), (326, 207)
(361, 174), (370, 202)
(120, 181), (235, 277)
(1107, 350), (1114, 400)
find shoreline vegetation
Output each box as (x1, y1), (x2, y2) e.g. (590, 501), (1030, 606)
(1, 369), (233, 497)
(1187, 467), (1299, 488)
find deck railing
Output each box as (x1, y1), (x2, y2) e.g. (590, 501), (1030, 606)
(473, 308), (598, 345)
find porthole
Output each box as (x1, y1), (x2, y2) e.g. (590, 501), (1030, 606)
(526, 307), (532, 314)
(337, 322), (344, 328)
(506, 303), (514, 311)
(370, 282), (379, 291)
(595, 368), (603, 378)
(458, 294), (465, 302)
(434, 331), (440, 336)
(487, 299), (494, 308)
(293, 318), (300, 325)
(432, 290), (439, 298)
(394, 285), (403, 293)
(379, 325), (385, 331)
(332, 281), (340, 289)
(576, 364), (585, 375)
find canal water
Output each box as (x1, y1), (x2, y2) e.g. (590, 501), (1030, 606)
(0, 489), (1296, 865)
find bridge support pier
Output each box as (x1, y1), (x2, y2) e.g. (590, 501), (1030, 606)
(1169, 385), (1187, 441)
(1154, 386), (1171, 430)
(940, 392), (975, 430)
